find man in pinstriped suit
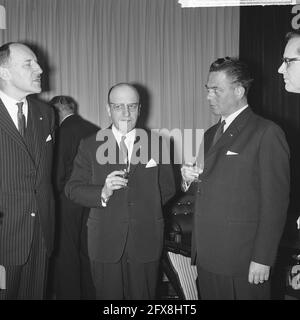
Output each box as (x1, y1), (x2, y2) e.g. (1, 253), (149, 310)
(0, 42), (55, 299)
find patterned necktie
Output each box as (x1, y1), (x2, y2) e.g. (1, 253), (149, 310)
(212, 119), (226, 147)
(16, 102), (26, 137)
(120, 135), (128, 165)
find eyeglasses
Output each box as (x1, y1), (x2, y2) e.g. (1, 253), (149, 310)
(282, 57), (300, 67)
(109, 103), (140, 112)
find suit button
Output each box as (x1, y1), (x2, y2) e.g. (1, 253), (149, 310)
(34, 189), (37, 194)
(31, 212), (36, 217)
(128, 202), (134, 206)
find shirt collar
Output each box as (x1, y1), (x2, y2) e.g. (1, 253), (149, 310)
(112, 124), (136, 145)
(0, 90), (27, 107)
(222, 104), (248, 131)
(60, 113), (74, 125)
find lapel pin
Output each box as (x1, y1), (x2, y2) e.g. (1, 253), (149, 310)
(40, 117), (43, 120)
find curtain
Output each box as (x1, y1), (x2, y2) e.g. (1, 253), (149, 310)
(0, 0), (239, 131)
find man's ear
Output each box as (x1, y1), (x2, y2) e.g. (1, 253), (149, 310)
(106, 103), (111, 118)
(234, 85), (245, 99)
(0, 66), (10, 81)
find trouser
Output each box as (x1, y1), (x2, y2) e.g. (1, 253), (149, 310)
(197, 265), (270, 300)
(0, 219), (48, 300)
(54, 197), (95, 299)
(90, 230), (160, 300)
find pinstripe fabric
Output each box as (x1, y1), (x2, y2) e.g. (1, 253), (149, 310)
(0, 97), (55, 298)
(0, 219), (47, 300)
(168, 252), (198, 300)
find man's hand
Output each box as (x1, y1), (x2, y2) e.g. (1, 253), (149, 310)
(102, 170), (128, 198)
(181, 162), (202, 184)
(248, 261), (270, 284)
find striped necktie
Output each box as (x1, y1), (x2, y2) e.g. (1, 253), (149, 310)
(212, 120), (226, 147)
(120, 135), (128, 165)
(16, 102), (26, 137)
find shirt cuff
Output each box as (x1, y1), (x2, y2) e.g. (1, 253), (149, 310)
(182, 180), (192, 192)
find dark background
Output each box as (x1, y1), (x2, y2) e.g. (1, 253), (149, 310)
(240, 5), (300, 242)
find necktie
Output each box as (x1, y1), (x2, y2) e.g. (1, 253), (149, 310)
(212, 120), (226, 147)
(120, 135), (128, 165)
(16, 102), (26, 137)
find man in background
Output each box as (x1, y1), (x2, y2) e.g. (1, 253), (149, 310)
(0, 42), (55, 299)
(65, 83), (175, 299)
(50, 95), (98, 299)
(182, 57), (290, 299)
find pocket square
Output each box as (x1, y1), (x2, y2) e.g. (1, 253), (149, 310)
(226, 150), (238, 155)
(146, 158), (157, 168)
(46, 134), (52, 142)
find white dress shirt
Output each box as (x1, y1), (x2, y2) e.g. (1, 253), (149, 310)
(221, 104), (248, 132)
(112, 125), (136, 166)
(101, 126), (136, 207)
(182, 105), (249, 192)
(0, 90), (28, 128)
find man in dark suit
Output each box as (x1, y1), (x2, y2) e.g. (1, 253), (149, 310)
(0, 42), (55, 299)
(50, 95), (99, 299)
(65, 83), (175, 299)
(182, 57), (290, 299)
(278, 31), (300, 290)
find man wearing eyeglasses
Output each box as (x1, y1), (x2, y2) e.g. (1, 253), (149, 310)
(65, 83), (175, 299)
(278, 31), (300, 291)
(182, 57), (290, 299)
(278, 31), (300, 93)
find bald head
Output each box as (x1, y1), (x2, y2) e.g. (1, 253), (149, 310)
(108, 83), (140, 105)
(107, 83), (141, 134)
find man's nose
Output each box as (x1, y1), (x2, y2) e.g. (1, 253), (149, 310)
(278, 62), (285, 74)
(207, 90), (214, 100)
(122, 105), (130, 116)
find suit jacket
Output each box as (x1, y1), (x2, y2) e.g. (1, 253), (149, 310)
(65, 128), (176, 263)
(0, 97), (55, 266)
(53, 114), (99, 195)
(192, 108), (290, 277)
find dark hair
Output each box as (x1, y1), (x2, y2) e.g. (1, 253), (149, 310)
(209, 57), (254, 96)
(0, 42), (16, 66)
(49, 95), (77, 112)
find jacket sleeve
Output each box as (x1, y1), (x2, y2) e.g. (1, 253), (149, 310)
(64, 139), (103, 208)
(158, 137), (176, 206)
(251, 123), (290, 266)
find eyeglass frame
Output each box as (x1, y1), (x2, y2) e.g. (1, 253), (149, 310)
(282, 57), (300, 67)
(109, 102), (140, 112)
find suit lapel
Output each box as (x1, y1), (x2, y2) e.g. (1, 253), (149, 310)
(128, 134), (144, 177)
(205, 108), (253, 161)
(0, 98), (33, 157)
(27, 100), (45, 168)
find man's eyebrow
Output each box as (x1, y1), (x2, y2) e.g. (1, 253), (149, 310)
(205, 84), (217, 89)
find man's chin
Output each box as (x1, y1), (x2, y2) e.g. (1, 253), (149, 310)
(32, 86), (42, 94)
(285, 83), (300, 93)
